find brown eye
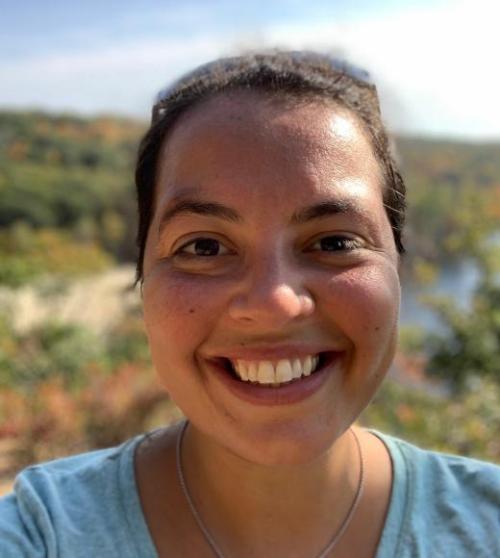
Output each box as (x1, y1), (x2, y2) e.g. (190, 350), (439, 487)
(176, 237), (230, 257)
(311, 235), (362, 252)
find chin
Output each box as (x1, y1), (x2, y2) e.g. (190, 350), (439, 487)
(216, 418), (351, 467)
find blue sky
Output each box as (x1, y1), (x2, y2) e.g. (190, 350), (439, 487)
(1, 0), (498, 139)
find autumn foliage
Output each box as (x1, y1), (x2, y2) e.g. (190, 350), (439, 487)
(0, 111), (499, 478)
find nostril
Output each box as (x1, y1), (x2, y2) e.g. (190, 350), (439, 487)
(228, 286), (314, 326)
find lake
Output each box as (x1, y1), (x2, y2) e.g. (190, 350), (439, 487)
(400, 259), (481, 334)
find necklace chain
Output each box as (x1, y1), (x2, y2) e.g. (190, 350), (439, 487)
(176, 420), (365, 558)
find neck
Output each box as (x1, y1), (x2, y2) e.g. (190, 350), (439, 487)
(180, 421), (362, 558)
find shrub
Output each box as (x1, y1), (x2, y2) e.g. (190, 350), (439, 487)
(0, 225), (112, 287)
(0, 363), (173, 472)
(361, 377), (500, 463)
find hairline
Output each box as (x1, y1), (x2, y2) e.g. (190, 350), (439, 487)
(135, 62), (406, 284)
(152, 88), (387, 230)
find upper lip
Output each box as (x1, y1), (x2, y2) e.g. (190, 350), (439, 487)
(208, 344), (344, 362)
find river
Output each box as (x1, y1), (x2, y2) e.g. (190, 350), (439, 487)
(400, 259), (481, 334)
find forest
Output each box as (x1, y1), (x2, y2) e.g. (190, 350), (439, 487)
(0, 110), (498, 481)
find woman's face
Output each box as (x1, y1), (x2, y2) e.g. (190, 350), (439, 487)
(142, 92), (400, 465)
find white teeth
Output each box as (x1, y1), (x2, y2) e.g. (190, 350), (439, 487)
(292, 359), (302, 379)
(303, 356), (313, 376)
(257, 361), (275, 384)
(275, 360), (293, 383)
(231, 354), (321, 385)
(236, 360), (249, 381)
(247, 362), (258, 382)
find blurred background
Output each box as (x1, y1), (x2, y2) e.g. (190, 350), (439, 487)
(1, 0), (499, 491)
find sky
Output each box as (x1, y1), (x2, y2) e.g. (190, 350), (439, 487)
(1, 0), (499, 140)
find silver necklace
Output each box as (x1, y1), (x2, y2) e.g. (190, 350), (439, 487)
(176, 420), (365, 558)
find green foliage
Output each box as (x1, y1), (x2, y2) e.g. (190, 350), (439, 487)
(0, 111), (142, 170)
(411, 257), (439, 286)
(397, 138), (500, 265)
(0, 111), (143, 266)
(0, 306), (498, 471)
(362, 377), (499, 463)
(0, 162), (131, 229)
(0, 110), (499, 471)
(104, 317), (152, 366)
(0, 365), (172, 469)
(0, 225), (112, 287)
(2, 111), (500, 276)
(423, 243), (500, 392)
(0, 312), (151, 392)
(398, 325), (427, 355)
(0, 317), (104, 391)
(0, 310), (173, 471)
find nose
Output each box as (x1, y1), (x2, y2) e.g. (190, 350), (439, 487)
(227, 256), (315, 328)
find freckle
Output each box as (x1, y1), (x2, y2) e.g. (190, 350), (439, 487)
(189, 308), (195, 314)
(375, 326), (381, 331)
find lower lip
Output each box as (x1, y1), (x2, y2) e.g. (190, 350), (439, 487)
(208, 354), (341, 406)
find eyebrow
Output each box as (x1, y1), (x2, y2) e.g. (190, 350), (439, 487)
(158, 199), (242, 235)
(290, 199), (368, 224)
(157, 196), (368, 235)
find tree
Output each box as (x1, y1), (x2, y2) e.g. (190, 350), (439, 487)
(424, 241), (500, 392)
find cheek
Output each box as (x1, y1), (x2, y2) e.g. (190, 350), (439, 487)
(142, 268), (229, 350)
(318, 263), (400, 410)
(320, 264), (400, 342)
(142, 271), (224, 398)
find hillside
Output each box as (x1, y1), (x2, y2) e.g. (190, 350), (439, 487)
(0, 111), (499, 470)
(1, 110), (499, 285)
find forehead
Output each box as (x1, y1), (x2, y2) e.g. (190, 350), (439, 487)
(156, 91), (383, 208)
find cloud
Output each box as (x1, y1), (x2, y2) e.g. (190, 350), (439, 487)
(1, 34), (232, 116)
(258, 0), (499, 138)
(1, 0), (498, 138)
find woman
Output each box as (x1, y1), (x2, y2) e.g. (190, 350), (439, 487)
(0, 51), (498, 557)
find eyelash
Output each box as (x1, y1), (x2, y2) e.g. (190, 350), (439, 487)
(308, 235), (363, 252)
(174, 235), (362, 258)
(175, 237), (231, 257)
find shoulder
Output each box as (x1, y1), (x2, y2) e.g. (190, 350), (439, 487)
(0, 434), (156, 558)
(387, 433), (500, 503)
(374, 432), (500, 558)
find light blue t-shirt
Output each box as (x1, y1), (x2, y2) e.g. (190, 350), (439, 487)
(0, 429), (498, 557)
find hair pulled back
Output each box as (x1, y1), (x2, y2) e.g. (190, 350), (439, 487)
(135, 50), (406, 284)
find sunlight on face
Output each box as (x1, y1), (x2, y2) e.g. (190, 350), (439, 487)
(329, 113), (359, 141)
(142, 92), (400, 465)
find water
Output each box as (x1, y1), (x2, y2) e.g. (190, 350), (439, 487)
(399, 259), (481, 334)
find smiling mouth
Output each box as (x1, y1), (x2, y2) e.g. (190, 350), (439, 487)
(216, 352), (335, 388)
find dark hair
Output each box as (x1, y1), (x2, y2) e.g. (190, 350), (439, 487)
(135, 50), (406, 284)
